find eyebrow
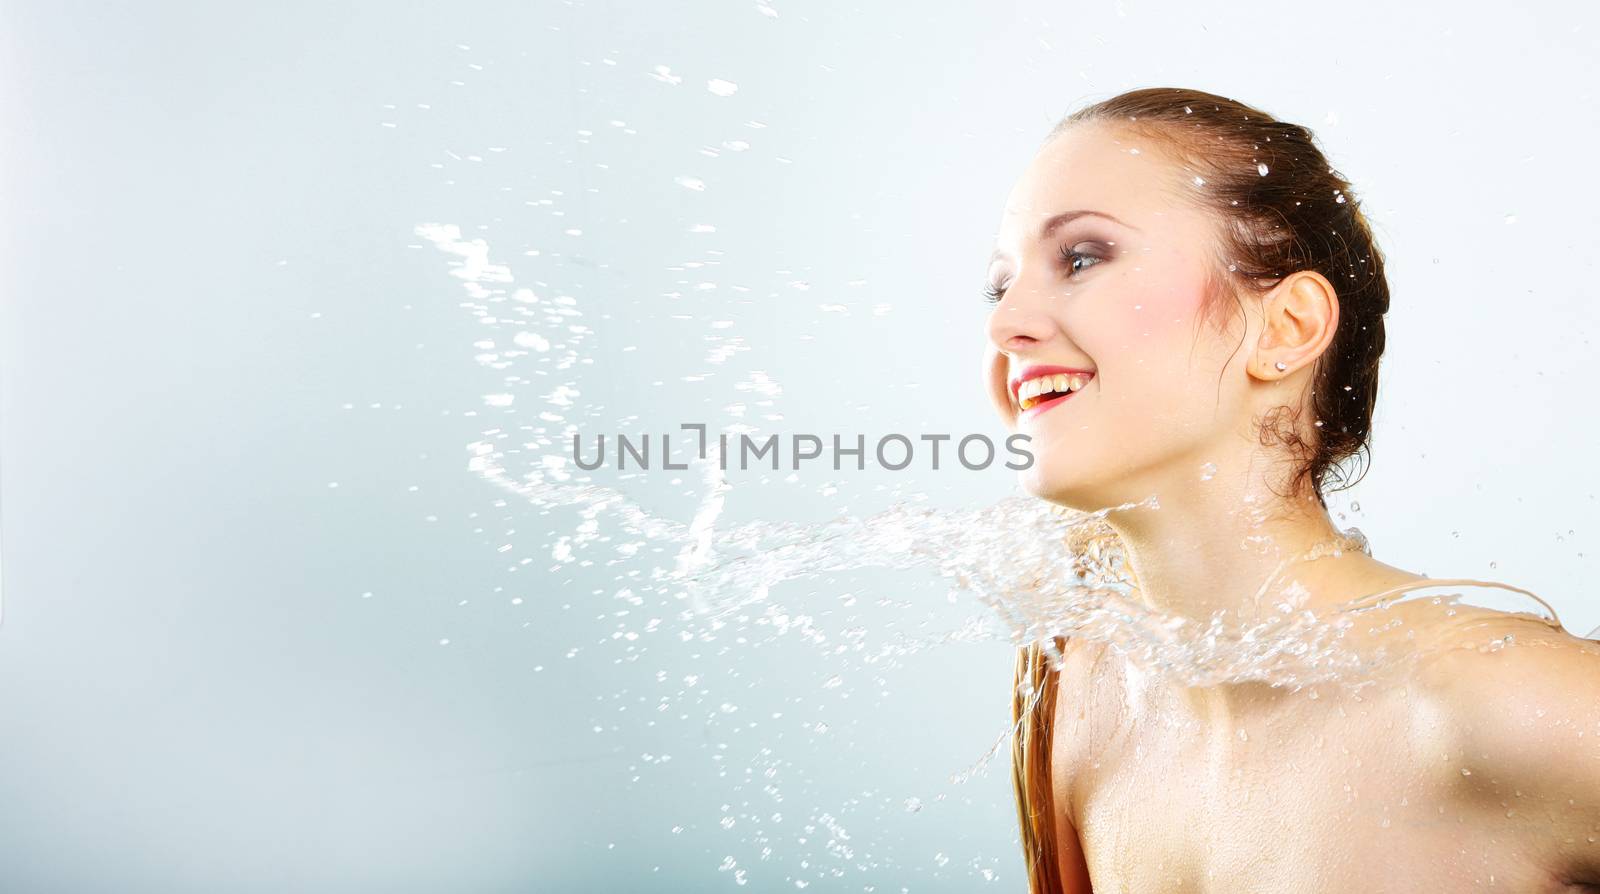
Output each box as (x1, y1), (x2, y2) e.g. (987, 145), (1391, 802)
(989, 209), (1138, 263)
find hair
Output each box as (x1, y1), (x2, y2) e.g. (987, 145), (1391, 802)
(1012, 87), (1392, 892)
(1013, 636), (1068, 894)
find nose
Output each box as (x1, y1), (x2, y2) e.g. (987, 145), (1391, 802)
(985, 283), (1058, 355)
(983, 278), (1062, 422)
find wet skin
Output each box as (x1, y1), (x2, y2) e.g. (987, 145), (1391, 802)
(1048, 600), (1600, 893)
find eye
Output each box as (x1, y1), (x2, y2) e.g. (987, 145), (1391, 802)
(1060, 243), (1106, 276)
(981, 244), (1107, 306)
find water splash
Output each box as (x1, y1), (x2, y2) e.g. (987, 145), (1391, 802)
(415, 219), (1581, 886)
(419, 219), (1580, 682)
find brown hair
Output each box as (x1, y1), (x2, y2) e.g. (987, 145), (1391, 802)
(1013, 637), (1067, 893)
(1012, 87), (1392, 891)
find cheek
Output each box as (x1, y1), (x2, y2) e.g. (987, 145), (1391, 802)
(982, 343), (1014, 423)
(1074, 271), (1225, 434)
(1077, 267), (1211, 367)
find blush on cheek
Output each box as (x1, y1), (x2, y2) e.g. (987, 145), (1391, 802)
(1113, 276), (1211, 342)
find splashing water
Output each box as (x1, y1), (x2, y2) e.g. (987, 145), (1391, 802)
(415, 220), (1580, 885)
(422, 219), (1570, 682)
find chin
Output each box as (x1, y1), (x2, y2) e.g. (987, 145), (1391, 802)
(1019, 461), (1138, 515)
(1019, 465), (1090, 510)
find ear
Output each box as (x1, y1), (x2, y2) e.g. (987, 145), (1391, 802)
(1248, 270), (1339, 382)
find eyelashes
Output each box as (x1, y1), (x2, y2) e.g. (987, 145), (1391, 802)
(983, 243), (1107, 306)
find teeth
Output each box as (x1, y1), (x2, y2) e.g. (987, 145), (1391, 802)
(1014, 371), (1093, 412)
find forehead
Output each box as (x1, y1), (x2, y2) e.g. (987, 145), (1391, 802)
(996, 122), (1198, 244)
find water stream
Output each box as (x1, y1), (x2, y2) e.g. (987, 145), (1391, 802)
(415, 220), (1589, 888)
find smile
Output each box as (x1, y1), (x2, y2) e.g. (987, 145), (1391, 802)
(1008, 365), (1094, 419)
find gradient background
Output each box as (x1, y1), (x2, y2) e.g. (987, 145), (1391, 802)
(3, 1), (1598, 891)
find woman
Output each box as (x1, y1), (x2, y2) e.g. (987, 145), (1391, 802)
(984, 87), (1600, 892)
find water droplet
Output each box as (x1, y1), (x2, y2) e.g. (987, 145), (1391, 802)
(904, 797), (923, 813)
(1257, 162), (1269, 176)
(1461, 767), (1473, 776)
(1199, 462), (1217, 481)
(512, 331), (550, 351)
(649, 64), (684, 85)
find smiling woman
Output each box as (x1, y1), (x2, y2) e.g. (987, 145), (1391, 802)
(987, 87), (1600, 893)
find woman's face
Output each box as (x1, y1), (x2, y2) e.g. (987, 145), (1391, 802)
(983, 122), (1262, 511)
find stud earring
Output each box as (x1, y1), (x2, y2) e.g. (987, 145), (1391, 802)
(1274, 361), (1288, 372)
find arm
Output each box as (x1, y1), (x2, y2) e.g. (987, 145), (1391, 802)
(1053, 813), (1095, 893)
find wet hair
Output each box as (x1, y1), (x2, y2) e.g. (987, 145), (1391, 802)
(1013, 87), (1392, 892)
(1013, 637), (1068, 894)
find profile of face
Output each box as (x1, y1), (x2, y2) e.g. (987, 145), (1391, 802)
(983, 122), (1280, 512)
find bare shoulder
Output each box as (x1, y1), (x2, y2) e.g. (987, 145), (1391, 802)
(1048, 636), (1129, 811)
(1405, 611), (1600, 881)
(1411, 609), (1600, 815)
(1047, 636), (1113, 893)
(1412, 607), (1600, 726)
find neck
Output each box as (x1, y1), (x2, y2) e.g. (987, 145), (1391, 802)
(1103, 469), (1374, 627)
